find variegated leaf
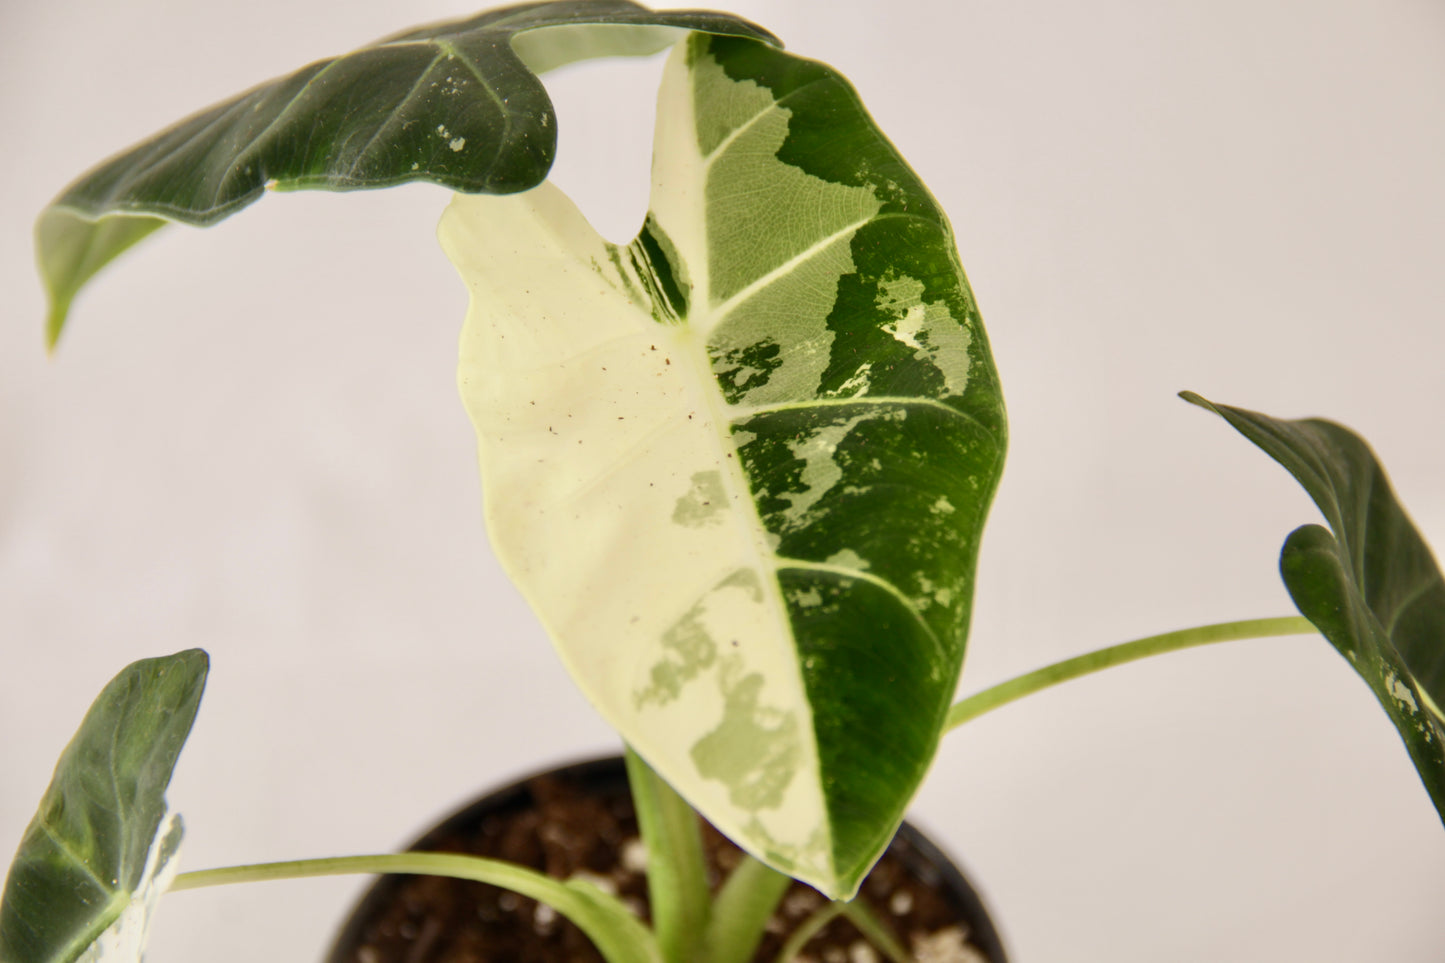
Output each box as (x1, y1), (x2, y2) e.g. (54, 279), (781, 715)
(37, 1), (775, 347)
(0, 651), (207, 963)
(1184, 392), (1445, 823)
(444, 34), (1006, 898)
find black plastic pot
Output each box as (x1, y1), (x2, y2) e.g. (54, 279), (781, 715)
(327, 756), (1007, 963)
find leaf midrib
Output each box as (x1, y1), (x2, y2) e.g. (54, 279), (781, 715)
(709, 216), (874, 326)
(345, 48), (457, 179)
(672, 52), (838, 874)
(34, 819), (114, 896)
(732, 395), (984, 428)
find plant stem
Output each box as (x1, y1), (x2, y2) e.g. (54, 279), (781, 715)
(773, 902), (844, 963)
(946, 616), (1315, 731)
(772, 899), (909, 963)
(170, 853), (662, 963)
(704, 854), (793, 963)
(169, 853), (497, 891)
(841, 901), (910, 963)
(625, 745), (712, 963)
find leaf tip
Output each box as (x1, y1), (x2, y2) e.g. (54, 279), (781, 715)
(179, 647), (210, 677)
(45, 304), (69, 356)
(1178, 389), (1213, 411)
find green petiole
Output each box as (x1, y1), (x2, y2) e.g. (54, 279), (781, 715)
(170, 853), (661, 963)
(165, 616), (1319, 963)
(947, 616), (1316, 731)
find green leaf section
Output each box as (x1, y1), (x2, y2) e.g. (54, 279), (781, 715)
(0, 650), (208, 963)
(702, 855), (791, 963)
(1184, 392), (1445, 822)
(697, 34), (1008, 894)
(37, 1), (776, 347)
(446, 32), (1006, 897)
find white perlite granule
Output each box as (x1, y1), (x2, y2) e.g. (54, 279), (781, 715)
(848, 939), (880, 963)
(912, 927), (988, 963)
(621, 837), (649, 872)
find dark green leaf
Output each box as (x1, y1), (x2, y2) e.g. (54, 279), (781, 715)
(0, 650), (208, 963)
(1183, 391), (1445, 822)
(38, 1), (776, 346)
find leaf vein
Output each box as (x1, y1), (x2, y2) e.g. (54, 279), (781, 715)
(711, 216), (872, 322)
(440, 38), (517, 184)
(1384, 574), (1436, 640)
(701, 76), (833, 166)
(731, 395), (998, 442)
(774, 557), (946, 661)
(348, 49), (453, 176)
(34, 818), (114, 894)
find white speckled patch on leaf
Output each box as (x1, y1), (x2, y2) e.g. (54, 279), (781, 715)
(444, 34), (1005, 897)
(74, 815), (182, 963)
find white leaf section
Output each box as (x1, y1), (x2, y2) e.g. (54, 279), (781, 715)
(445, 173), (831, 883)
(75, 813), (182, 963)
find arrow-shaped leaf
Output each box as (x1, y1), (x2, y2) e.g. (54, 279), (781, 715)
(444, 33), (1007, 898)
(0, 650), (208, 963)
(38, 1), (775, 346)
(1183, 392), (1445, 822)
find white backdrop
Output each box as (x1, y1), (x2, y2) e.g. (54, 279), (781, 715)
(3, 1), (1444, 960)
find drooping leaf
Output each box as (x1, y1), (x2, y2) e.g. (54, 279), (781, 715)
(37, 1), (776, 346)
(1183, 392), (1445, 821)
(444, 34), (1007, 898)
(0, 650), (208, 963)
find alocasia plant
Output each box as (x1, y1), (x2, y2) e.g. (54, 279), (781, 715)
(9, 3), (1005, 958)
(38, 3), (1006, 903)
(3, 2), (1443, 962)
